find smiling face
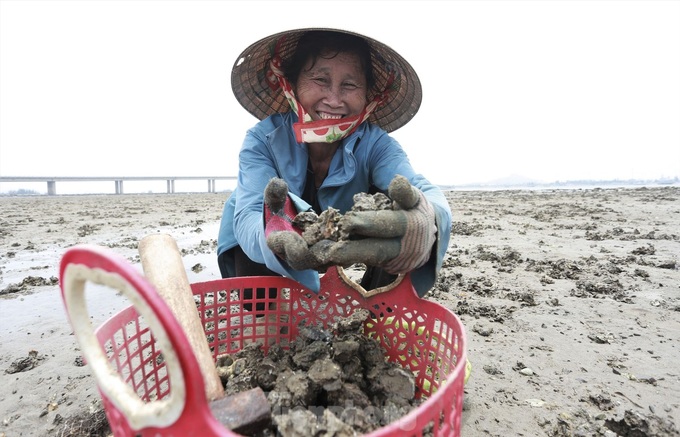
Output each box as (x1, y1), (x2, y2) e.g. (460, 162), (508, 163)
(294, 50), (368, 122)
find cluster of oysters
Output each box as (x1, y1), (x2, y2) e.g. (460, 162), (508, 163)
(292, 192), (393, 245)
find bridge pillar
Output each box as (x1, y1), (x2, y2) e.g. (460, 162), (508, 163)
(47, 181), (57, 196)
(115, 180), (124, 194)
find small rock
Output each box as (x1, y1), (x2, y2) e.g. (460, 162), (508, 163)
(5, 350), (45, 374)
(526, 398), (545, 407)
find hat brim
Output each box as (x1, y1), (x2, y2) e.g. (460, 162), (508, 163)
(231, 28), (422, 133)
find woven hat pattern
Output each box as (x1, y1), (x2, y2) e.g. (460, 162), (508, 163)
(231, 28), (422, 133)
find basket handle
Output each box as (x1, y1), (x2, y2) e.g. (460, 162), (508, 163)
(331, 266), (410, 298)
(323, 266), (418, 299)
(59, 245), (208, 431)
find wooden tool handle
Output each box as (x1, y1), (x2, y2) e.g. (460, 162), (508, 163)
(138, 234), (224, 401)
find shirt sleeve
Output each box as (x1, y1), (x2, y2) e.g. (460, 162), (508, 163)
(231, 124), (323, 292)
(365, 132), (453, 296)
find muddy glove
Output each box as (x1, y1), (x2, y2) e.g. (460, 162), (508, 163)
(264, 178), (323, 271)
(325, 175), (437, 273)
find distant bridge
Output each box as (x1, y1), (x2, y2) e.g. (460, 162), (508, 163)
(0, 176), (237, 195)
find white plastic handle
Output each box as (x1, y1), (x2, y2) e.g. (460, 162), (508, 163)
(62, 263), (186, 430)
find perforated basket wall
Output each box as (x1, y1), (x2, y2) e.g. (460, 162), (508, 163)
(95, 267), (467, 436)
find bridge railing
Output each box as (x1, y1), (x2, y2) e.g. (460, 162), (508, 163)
(0, 176), (237, 195)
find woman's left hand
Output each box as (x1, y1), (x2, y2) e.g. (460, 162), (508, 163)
(321, 175), (437, 273)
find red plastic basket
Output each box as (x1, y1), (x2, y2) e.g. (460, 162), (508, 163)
(59, 245), (467, 436)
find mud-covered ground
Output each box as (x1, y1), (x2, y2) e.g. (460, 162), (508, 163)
(1, 187), (679, 436)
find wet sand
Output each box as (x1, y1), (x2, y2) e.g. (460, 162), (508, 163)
(1, 187), (679, 436)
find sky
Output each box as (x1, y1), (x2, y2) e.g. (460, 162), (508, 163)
(1, 0), (679, 194)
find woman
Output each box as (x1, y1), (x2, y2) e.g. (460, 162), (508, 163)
(217, 28), (452, 297)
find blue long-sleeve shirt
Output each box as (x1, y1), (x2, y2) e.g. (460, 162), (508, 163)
(217, 112), (452, 295)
